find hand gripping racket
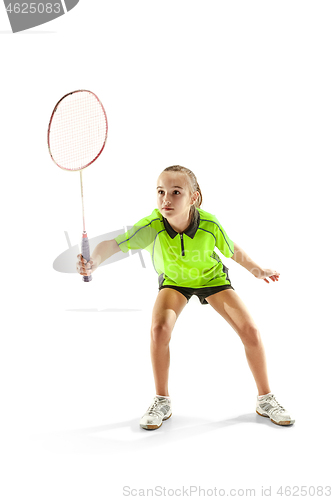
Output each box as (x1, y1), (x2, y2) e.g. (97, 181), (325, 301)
(48, 90), (108, 282)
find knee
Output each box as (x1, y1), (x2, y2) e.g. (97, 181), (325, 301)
(239, 323), (261, 347)
(151, 323), (172, 346)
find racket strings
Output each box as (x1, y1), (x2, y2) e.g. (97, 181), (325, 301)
(49, 91), (107, 171)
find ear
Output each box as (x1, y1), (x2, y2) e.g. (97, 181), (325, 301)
(191, 191), (199, 205)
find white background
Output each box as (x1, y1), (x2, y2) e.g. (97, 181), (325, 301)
(1, 1), (332, 499)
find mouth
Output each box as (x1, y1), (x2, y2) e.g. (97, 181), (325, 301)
(162, 208), (173, 211)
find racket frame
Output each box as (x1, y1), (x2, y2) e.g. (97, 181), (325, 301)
(47, 89), (108, 172)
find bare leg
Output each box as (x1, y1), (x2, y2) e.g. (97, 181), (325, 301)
(244, 340), (271, 395)
(206, 289), (271, 395)
(150, 288), (188, 396)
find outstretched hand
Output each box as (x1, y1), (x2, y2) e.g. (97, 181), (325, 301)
(254, 268), (280, 283)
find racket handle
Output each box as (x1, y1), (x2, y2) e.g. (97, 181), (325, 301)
(81, 232), (92, 282)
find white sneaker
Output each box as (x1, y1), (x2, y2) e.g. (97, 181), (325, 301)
(256, 393), (295, 426)
(140, 396), (172, 430)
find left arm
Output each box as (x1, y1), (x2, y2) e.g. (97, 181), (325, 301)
(231, 242), (280, 283)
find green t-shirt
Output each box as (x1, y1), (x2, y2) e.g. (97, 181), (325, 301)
(115, 207), (234, 288)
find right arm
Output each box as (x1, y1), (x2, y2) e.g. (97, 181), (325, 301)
(76, 239), (121, 276)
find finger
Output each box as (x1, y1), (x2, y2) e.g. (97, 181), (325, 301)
(80, 269), (91, 276)
(78, 263), (89, 272)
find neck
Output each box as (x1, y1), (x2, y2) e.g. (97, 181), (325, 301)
(165, 209), (194, 234)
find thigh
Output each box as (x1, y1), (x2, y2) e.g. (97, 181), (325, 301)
(205, 288), (258, 336)
(151, 287), (188, 332)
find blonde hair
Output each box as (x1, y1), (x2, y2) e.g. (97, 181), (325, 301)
(162, 165), (203, 220)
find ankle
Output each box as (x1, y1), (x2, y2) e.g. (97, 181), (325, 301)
(258, 391), (272, 398)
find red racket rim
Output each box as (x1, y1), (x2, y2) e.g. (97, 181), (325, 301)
(47, 89), (108, 172)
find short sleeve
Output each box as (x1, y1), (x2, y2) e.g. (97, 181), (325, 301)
(114, 216), (158, 254)
(213, 215), (234, 258)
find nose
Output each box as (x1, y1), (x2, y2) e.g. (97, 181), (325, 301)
(161, 193), (171, 206)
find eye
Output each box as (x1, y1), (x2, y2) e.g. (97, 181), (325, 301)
(157, 190), (180, 195)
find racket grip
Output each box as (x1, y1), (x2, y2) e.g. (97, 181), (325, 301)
(81, 232), (92, 282)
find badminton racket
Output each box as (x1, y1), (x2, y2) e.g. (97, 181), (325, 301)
(48, 89), (108, 282)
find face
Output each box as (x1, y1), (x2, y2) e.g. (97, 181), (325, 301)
(156, 172), (198, 220)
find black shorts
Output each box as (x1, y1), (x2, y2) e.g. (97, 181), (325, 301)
(158, 284), (235, 305)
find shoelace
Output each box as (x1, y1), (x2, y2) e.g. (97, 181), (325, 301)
(262, 394), (286, 414)
(147, 397), (166, 416)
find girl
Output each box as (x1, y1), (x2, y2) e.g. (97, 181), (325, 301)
(76, 165), (295, 429)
